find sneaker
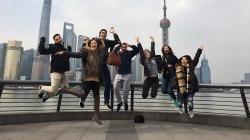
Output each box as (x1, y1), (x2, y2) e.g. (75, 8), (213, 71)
(42, 94), (49, 102)
(38, 86), (45, 98)
(104, 102), (112, 109)
(124, 103), (128, 111)
(92, 115), (102, 125)
(178, 108), (184, 114)
(79, 101), (85, 108)
(189, 111), (194, 118)
(116, 102), (123, 112)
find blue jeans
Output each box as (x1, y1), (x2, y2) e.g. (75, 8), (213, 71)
(177, 92), (194, 111)
(102, 64), (112, 104)
(161, 77), (176, 100)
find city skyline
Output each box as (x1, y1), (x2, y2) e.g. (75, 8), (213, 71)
(0, 0), (250, 83)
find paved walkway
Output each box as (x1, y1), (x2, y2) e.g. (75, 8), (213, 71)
(0, 120), (249, 140)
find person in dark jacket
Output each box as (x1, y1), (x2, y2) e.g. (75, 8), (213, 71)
(113, 38), (140, 112)
(138, 36), (162, 99)
(56, 38), (106, 125)
(175, 46), (203, 118)
(38, 34), (71, 102)
(161, 44), (179, 107)
(98, 27), (121, 109)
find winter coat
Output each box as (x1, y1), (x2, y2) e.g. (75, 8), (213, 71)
(175, 48), (202, 94)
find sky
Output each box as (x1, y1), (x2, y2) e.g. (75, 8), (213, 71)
(0, 0), (250, 83)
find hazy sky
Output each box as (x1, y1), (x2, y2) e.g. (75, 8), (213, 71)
(0, 0), (250, 83)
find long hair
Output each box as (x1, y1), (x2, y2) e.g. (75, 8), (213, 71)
(161, 44), (174, 55)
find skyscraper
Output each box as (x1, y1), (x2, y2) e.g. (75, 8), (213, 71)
(3, 41), (23, 80)
(0, 43), (7, 79)
(76, 35), (85, 68)
(20, 49), (35, 80)
(131, 55), (144, 83)
(160, 0), (171, 46)
(31, 0), (52, 80)
(200, 56), (211, 83)
(242, 73), (250, 84)
(195, 55), (211, 83)
(63, 22), (77, 80)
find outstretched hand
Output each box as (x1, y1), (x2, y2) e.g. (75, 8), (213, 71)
(135, 37), (140, 43)
(199, 46), (204, 50)
(149, 36), (154, 42)
(109, 26), (115, 34)
(40, 36), (46, 42)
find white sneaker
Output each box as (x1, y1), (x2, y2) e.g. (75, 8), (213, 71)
(189, 111), (194, 118)
(178, 108), (184, 114)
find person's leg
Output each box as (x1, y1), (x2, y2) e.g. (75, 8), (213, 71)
(177, 92), (184, 114)
(188, 92), (195, 111)
(150, 77), (159, 98)
(113, 74), (123, 111)
(161, 77), (168, 94)
(92, 81), (102, 125)
(80, 82), (90, 108)
(142, 78), (150, 99)
(167, 78), (176, 100)
(41, 73), (62, 102)
(41, 72), (62, 95)
(102, 64), (112, 108)
(122, 74), (131, 111)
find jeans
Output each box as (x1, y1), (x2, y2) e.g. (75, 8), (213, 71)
(161, 77), (176, 100)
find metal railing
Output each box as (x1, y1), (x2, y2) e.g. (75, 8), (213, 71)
(0, 80), (250, 118)
(0, 80), (114, 113)
(130, 83), (250, 118)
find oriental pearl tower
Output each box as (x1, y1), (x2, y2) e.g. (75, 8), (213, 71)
(160, 0), (171, 46)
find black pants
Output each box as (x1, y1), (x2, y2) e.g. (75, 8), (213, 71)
(81, 81), (100, 102)
(142, 77), (159, 99)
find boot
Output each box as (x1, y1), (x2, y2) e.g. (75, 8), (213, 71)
(93, 94), (102, 125)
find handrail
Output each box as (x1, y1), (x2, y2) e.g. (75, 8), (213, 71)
(130, 82), (250, 118)
(0, 80), (249, 118)
(0, 80), (114, 112)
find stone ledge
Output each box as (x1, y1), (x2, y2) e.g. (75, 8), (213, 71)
(0, 111), (249, 129)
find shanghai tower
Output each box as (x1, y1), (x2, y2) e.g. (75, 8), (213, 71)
(31, 0), (52, 80)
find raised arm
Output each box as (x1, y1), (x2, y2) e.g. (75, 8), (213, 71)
(38, 37), (53, 55)
(106, 27), (121, 51)
(150, 36), (155, 57)
(193, 46), (203, 67)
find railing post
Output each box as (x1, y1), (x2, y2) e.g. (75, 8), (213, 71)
(57, 94), (63, 112)
(0, 84), (4, 99)
(240, 88), (250, 118)
(110, 84), (114, 112)
(130, 84), (134, 112)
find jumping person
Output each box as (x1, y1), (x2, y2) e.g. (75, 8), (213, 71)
(56, 38), (106, 125)
(175, 46), (203, 118)
(81, 26), (121, 109)
(38, 34), (71, 102)
(113, 38), (140, 112)
(161, 44), (179, 107)
(137, 36), (162, 99)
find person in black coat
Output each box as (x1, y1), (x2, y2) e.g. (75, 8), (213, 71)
(98, 27), (121, 109)
(38, 34), (71, 102)
(161, 44), (179, 107)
